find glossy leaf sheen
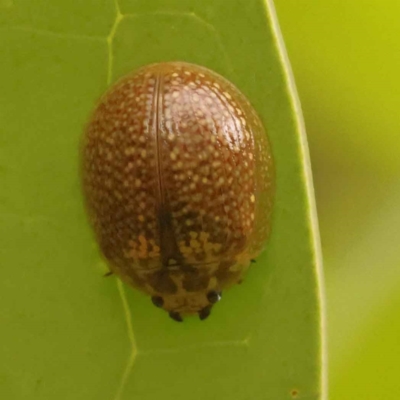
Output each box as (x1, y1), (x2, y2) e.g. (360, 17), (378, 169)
(0, 1), (325, 399)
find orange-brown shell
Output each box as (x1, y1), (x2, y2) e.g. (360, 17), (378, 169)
(81, 62), (274, 320)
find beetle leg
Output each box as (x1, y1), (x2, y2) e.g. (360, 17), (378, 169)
(151, 296), (164, 308)
(169, 311), (183, 322)
(198, 305), (212, 320)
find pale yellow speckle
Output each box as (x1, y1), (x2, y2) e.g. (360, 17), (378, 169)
(213, 161), (221, 168)
(250, 194), (255, 203)
(205, 242), (214, 251)
(170, 153), (177, 161)
(138, 215), (145, 222)
(125, 147), (135, 156)
(180, 246), (193, 255)
(213, 243), (222, 252)
(125, 162), (134, 171)
(190, 239), (200, 249)
(208, 277), (218, 289)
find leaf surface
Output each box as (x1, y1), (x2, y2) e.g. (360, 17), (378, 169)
(0, 0), (325, 399)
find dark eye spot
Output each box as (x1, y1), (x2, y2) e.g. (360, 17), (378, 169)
(151, 296), (164, 308)
(207, 290), (221, 304)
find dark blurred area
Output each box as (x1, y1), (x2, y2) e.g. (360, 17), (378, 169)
(275, 1), (400, 398)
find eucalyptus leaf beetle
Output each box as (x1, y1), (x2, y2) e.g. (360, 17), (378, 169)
(81, 62), (274, 321)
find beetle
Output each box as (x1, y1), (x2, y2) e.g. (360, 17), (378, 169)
(81, 61), (274, 321)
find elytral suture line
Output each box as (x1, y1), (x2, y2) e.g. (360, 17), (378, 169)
(106, 1), (236, 397)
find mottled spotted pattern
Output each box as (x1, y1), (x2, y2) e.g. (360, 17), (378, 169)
(82, 62), (274, 319)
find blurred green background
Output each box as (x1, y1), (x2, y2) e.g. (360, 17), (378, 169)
(274, 1), (400, 399)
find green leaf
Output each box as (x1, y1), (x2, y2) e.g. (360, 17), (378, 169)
(0, 0), (325, 399)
